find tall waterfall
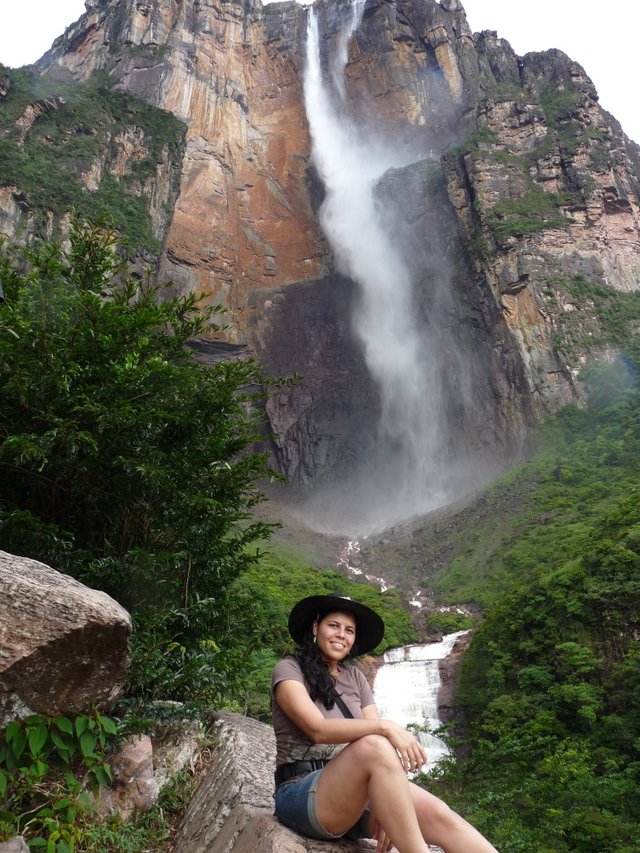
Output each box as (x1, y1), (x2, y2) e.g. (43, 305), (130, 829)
(301, 3), (460, 535)
(374, 632), (467, 770)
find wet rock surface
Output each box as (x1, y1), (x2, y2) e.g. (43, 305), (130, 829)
(438, 632), (473, 730)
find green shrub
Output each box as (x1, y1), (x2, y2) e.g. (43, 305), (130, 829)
(550, 274), (640, 363)
(424, 610), (475, 635)
(539, 86), (583, 127)
(0, 712), (116, 850)
(485, 189), (571, 241)
(0, 221), (273, 706)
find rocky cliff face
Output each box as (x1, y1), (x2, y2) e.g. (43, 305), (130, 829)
(7, 0), (640, 499)
(444, 37), (640, 409)
(0, 63), (185, 255)
(37, 0), (324, 311)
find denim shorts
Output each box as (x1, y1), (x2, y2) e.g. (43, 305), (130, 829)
(274, 768), (370, 840)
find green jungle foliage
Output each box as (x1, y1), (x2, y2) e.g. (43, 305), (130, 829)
(426, 344), (640, 852)
(0, 65), (185, 251)
(551, 273), (640, 363)
(0, 712), (117, 850)
(0, 221), (273, 710)
(435, 346), (640, 607)
(423, 610), (475, 635)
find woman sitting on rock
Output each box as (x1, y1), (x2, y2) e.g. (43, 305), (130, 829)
(272, 592), (498, 853)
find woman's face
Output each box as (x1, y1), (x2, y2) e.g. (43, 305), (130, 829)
(313, 609), (356, 669)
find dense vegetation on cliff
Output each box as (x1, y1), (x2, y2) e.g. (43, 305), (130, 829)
(425, 350), (640, 852)
(0, 64), (185, 251)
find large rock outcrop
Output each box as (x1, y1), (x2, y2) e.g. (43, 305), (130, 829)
(0, 550), (131, 727)
(444, 39), (640, 410)
(175, 711), (443, 853)
(5, 0), (639, 490)
(438, 631), (472, 731)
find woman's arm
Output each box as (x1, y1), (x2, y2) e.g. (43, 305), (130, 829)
(274, 680), (426, 771)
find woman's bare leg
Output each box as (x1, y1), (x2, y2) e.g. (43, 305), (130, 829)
(315, 735), (431, 853)
(408, 782), (498, 853)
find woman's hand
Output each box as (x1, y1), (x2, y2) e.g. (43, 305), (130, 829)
(372, 818), (395, 852)
(379, 720), (427, 773)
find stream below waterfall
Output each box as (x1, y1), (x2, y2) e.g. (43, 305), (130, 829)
(373, 631), (468, 771)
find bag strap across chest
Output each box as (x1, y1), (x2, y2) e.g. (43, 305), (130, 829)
(334, 693), (354, 718)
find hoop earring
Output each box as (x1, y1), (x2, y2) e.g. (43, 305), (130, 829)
(313, 636), (317, 645)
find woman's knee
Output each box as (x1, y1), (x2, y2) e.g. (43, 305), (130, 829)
(415, 792), (460, 836)
(347, 733), (400, 768)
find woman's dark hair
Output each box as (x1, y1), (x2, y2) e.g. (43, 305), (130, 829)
(293, 611), (353, 710)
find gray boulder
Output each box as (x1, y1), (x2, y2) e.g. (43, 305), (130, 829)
(0, 550), (131, 728)
(96, 734), (159, 819)
(0, 837), (29, 852)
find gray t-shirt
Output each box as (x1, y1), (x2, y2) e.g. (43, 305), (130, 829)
(271, 656), (376, 767)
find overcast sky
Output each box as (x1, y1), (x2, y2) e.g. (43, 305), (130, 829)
(0, 0), (638, 143)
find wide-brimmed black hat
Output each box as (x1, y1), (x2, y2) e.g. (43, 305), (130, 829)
(288, 593), (385, 656)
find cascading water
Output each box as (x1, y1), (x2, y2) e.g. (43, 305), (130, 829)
(301, 3), (462, 535)
(373, 631), (468, 770)
(300, 4), (473, 774)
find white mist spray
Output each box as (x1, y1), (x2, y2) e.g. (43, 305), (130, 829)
(303, 4), (451, 534)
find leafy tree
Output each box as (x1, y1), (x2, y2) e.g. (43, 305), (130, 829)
(0, 221), (273, 702)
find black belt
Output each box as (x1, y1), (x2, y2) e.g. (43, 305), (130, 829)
(274, 759), (330, 787)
